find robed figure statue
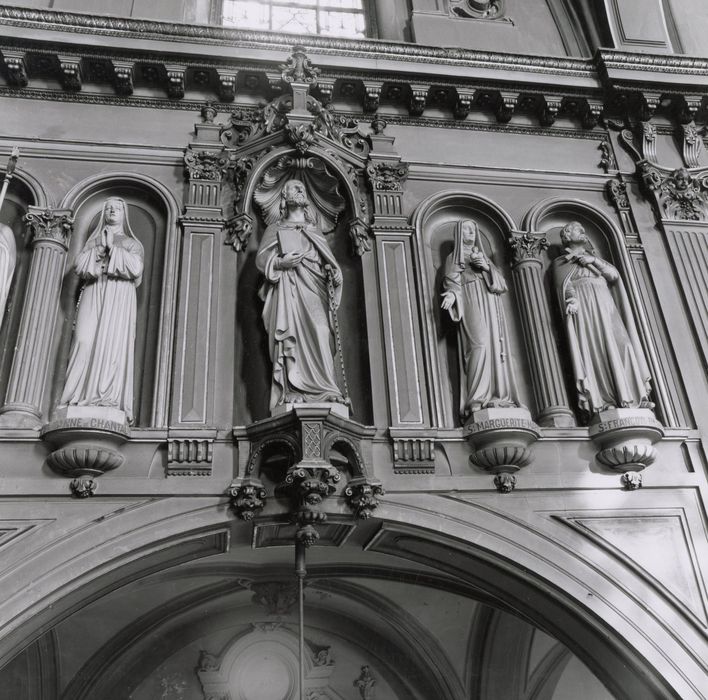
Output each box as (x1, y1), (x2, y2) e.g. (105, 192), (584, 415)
(551, 221), (652, 417)
(0, 223), (15, 331)
(60, 197), (144, 423)
(256, 179), (346, 412)
(441, 219), (520, 419)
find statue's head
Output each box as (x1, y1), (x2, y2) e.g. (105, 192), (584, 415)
(279, 179), (317, 224)
(103, 197), (126, 227)
(673, 168), (691, 190)
(459, 219), (478, 247)
(560, 221), (588, 248)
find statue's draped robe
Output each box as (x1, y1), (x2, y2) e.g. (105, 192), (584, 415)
(60, 228), (143, 422)
(443, 251), (520, 418)
(0, 224), (16, 330)
(256, 220), (344, 410)
(552, 252), (651, 415)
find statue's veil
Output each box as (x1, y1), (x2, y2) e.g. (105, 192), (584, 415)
(84, 197), (144, 286)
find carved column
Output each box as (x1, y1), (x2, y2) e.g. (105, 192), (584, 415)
(640, 164), (708, 378)
(169, 111), (226, 441)
(366, 126), (436, 470)
(509, 232), (575, 427)
(0, 207), (73, 427)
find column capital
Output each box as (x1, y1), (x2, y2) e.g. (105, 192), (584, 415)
(509, 231), (549, 266)
(24, 206), (74, 249)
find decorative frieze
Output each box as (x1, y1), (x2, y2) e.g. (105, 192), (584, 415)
(184, 148), (228, 181)
(167, 437), (214, 476)
(640, 165), (708, 222)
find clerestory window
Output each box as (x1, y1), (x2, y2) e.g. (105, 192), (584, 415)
(219, 0), (369, 38)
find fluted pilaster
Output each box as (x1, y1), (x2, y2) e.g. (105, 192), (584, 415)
(509, 232), (575, 427)
(0, 207), (73, 427)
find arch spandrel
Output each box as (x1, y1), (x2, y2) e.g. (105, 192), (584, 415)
(0, 496), (703, 700)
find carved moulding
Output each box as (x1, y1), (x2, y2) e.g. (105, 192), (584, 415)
(464, 408), (541, 493)
(220, 46), (372, 256)
(589, 408), (664, 483)
(229, 406), (380, 543)
(40, 409), (130, 497)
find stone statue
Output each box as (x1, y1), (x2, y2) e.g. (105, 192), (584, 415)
(441, 219), (520, 420)
(551, 221), (652, 417)
(354, 665), (376, 699)
(60, 197), (144, 423)
(256, 179), (346, 412)
(0, 223), (16, 330)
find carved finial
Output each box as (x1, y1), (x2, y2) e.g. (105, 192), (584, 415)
(370, 116), (387, 135)
(280, 45), (319, 86)
(201, 101), (217, 123)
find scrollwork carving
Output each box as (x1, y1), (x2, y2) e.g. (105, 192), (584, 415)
(228, 477), (268, 520)
(641, 165), (708, 222)
(224, 213), (254, 252)
(280, 44), (319, 86)
(343, 477), (385, 519)
(24, 208), (74, 248)
(607, 178), (630, 210)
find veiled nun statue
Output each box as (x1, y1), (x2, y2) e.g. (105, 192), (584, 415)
(60, 197), (144, 423)
(441, 219), (521, 420)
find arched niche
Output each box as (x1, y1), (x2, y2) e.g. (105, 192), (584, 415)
(233, 148), (373, 425)
(0, 168), (46, 406)
(411, 191), (532, 427)
(56, 174), (180, 428)
(522, 197), (657, 425)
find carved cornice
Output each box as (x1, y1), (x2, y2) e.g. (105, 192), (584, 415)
(0, 7), (593, 76)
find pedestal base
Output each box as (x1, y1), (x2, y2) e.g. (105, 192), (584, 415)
(589, 408), (663, 473)
(40, 406), (130, 478)
(465, 407), (541, 492)
(272, 401), (350, 419)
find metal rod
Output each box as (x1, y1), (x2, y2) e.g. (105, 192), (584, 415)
(0, 148), (20, 215)
(295, 538), (307, 700)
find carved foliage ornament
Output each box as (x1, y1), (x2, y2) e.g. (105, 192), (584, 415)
(184, 149), (228, 181)
(366, 161), (409, 191)
(280, 44), (319, 86)
(24, 208), (74, 247)
(222, 97), (369, 158)
(509, 233), (548, 266)
(641, 165), (708, 222)
(607, 178), (630, 210)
